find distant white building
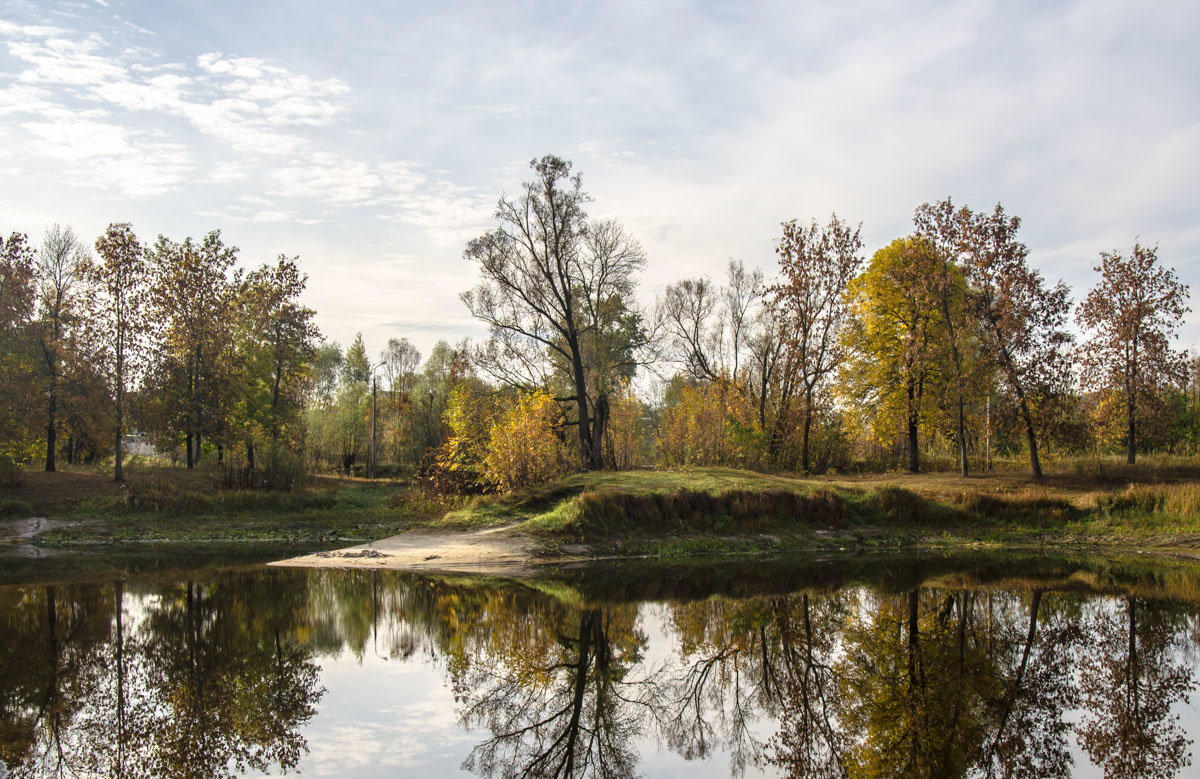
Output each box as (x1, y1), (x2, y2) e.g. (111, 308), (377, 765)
(122, 432), (158, 457)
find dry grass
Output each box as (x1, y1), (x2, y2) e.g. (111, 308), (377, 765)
(523, 486), (847, 540)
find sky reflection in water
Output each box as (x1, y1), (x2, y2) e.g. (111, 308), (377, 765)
(1, 553), (1198, 778)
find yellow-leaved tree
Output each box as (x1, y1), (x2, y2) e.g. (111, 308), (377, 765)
(657, 379), (762, 467)
(484, 391), (569, 491)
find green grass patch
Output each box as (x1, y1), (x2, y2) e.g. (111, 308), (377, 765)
(523, 486), (847, 540)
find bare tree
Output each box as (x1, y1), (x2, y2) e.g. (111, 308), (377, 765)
(381, 337), (421, 395)
(1078, 241), (1190, 464)
(768, 215), (863, 473)
(722, 259), (762, 381)
(462, 155), (647, 470)
(659, 261), (762, 383)
(659, 276), (722, 381)
(35, 225), (88, 472)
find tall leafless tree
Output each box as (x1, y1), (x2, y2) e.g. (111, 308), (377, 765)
(35, 224), (88, 472)
(462, 155), (646, 470)
(768, 215), (863, 473)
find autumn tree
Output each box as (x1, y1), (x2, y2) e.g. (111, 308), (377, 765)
(768, 214), (863, 473)
(462, 155), (647, 470)
(147, 230), (238, 468)
(230, 256), (320, 483)
(914, 199), (975, 476)
(341, 332), (370, 385)
(33, 224), (88, 472)
(483, 391), (569, 491)
(0, 231), (38, 477)
(960, 205), (1073, 478)
(656, 378), (762, 467)
(1077, 241), (1190, 464)
(840, 238), (948, 473)
(86, 223), (149, 482)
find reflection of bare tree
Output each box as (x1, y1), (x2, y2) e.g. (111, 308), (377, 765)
(1078, 597), (1194, 778)
(661, 597), (777, 774)
(768, 593), (848, 778)
(457, 606), (657, 779)
(978, 589), (1079, 778)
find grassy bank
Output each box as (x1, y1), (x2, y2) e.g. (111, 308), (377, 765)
(0, 460), (453, 546)
(439, 461), (1200, 557)
(3, 458), (1200, 555)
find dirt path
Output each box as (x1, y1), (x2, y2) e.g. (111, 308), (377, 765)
(270, 525), (581, 575)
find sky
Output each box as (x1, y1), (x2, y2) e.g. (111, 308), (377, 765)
(1, 0), (1197, 364)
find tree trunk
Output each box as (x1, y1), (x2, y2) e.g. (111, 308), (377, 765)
(801, 386), (814, 474)
(907, 377), (920, 473)
(45, 376), (57, 472)
(185, 431), (194, 469)
(1016, 390), (1042, 478)
(568, 338), (596, 470)
(940, 293), (969, 477)
(593, 392), (610, 469)
(114, 393), (124, 482)
(1127, 386), (1137, 465)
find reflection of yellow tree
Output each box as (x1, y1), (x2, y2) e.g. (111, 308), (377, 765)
(835, 589), (1001, 777)
(1078, 597), (1194, 778)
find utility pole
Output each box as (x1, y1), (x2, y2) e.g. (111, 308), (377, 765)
(369, 360), (385, 479)
(985, 393), (991, 471)
(370, 372), (377, 479)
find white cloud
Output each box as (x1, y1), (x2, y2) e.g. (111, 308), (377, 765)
(22, 115), (190, 196)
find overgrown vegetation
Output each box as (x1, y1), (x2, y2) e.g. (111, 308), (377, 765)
(0, 158), (1196, 562)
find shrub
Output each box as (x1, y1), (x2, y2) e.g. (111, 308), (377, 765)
(484, 391), (570, 491)
(552, 486), (847, 539)
(0, 498), (32, 518)
(0, 456), (22, 488)
(1163, 483), (1200, 520)
(866, 486), (930, 524)
(1096, 485), (1166, 516)
(952, 490), (1075, 521)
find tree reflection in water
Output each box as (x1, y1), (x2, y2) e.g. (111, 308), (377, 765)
(0, 573), (324, 778)
(0, 563), (1198, 778)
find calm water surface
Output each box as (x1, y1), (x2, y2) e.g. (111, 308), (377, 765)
(2, 552), (1199, 777)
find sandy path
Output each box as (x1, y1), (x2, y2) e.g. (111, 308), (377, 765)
(270, 526), (571, 575)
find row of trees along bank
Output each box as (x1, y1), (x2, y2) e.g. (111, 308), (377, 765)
(0, 154), (1194, 491)
(0, 224), (319, 487)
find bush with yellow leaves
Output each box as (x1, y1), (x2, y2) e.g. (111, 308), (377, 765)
(484, 391), (571, 491)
